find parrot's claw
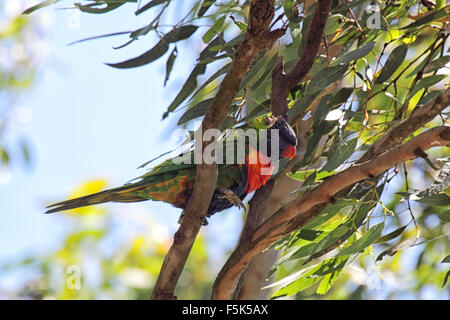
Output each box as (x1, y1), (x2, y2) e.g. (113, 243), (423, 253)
(217, 188), (245, 209)
(178, 212), (209, 226)
(200, 217), (209, 226)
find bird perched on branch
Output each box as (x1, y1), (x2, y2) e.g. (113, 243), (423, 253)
(45, 117), (297, 222)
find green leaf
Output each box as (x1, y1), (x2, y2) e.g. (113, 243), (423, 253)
(325, 14), (346, 35)
(163, 36), (224, 118)
(321, 138), (358, 172)
(296, 229), (322, 241)
(283, 0), (302, 24)
(272, 257), (348, 298)
(330, 87), (353, 107)
(438, 210), (450, 223)
(164, 46), (177, 86)
(106, 25), (198, 69)
(198, 0), (215, 17)
(419, 90), (444, 105)
(303, 199), (356, 230)
(202, 16), (226, 43)
(374, 44), (408, 84)
(307, 64), (349, 94)
(317, 269), (340, 295)
(336, 223), (384, 257)
(376, 236), (419, 261)
(423, 55), (450, 74)
(287, 92), (318, 120)
(416, 193), (450, 207)
(295, 119), (337, 167)
(401, 6), (450, 29)
(291, 225), (351, 259)
(331, 41), (375, 66)
(375, 225), (407, 244)
(75, 2), (127, 14)
(22, 0), (60, 14)
(442, 270), (450, 287)
(0, 148), (10, 165)
(177, 98), (214, 125)
(191, 63), (230, 100)
(250, 51), (279, 91)
(273, 275), (320, 298)
(313, 94), (333, 122)
(408, 75), (447, 100)
(288, 170), (337, 182)
(240, 51), (271, 90)
(135, 0), (168, 15)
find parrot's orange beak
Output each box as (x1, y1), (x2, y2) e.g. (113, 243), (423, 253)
(282, 144), (297, 160)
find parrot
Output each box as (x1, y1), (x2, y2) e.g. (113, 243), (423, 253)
(45, 116), (297, 222)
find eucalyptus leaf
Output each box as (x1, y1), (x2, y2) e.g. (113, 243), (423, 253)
(376, 236), (419, 261)
(135, 0), (168, 15)
(415, 193), (450, 207)
(106, 25), (198, 69)
(331, 41), (375, 66)
(375, 225), (407, 244)
(177, 98), (214, 125)
(321, 138), (358, 172)
(401, 6), (450, 29)
(374, 44), (407, 84)
(202, 16), (226, 43)
(164, 46), (178, 86)
(336, 223), (384, 257)
(23, 0), (60, 14)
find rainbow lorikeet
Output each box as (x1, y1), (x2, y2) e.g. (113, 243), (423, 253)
(45, 117), (297, 220)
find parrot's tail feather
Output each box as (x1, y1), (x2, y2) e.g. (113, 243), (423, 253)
(45, 189), (147, 214)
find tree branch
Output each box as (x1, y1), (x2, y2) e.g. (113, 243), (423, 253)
(231, 0), (333, 298)
(150, 0), (284, 300)
(212, 126), (450, 299)
(271, 0), (333, 118)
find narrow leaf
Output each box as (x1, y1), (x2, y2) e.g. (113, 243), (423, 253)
(401, 6), (450, 29)
(135, 0), (168, 15)
(106, 26), (197, 69)
(23, 0), (59, 14)
(177, 98), (214, 125)
(438, 210), (450, 222)
(198, 0), (215, 17)
(408, 75), (447, 100)
(376, 236), (419, 261)
(416, 193), (450, 207)
(75, 2), (125, 14)
(164, 46), (178, 86)
(163, 36), (224, 117)
(202, 16), (226, 43)
(374, 44), (408, 84)
(321, 138), (358, 172)
(375, 225), (407, 244)
(331, 41), (375, 66)
(336, 223), (384, 257)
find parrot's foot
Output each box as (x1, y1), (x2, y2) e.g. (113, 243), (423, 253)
(200, 217), (209, 226)
(217, 188), (245, 209)
(178, 212), (209, 226)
